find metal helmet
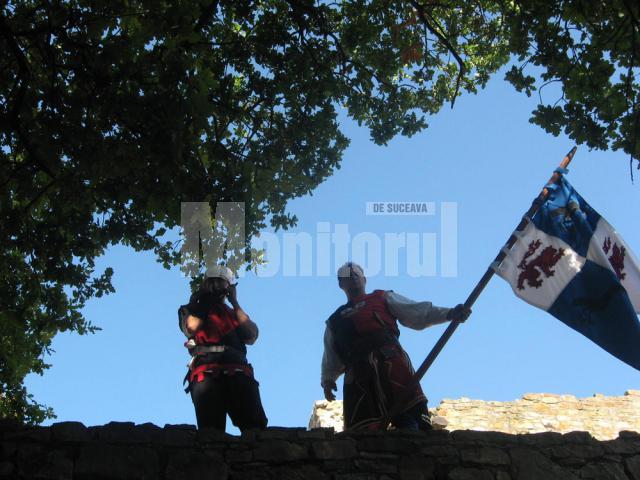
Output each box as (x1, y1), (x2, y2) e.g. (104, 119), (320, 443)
(207, 264), (235, 284)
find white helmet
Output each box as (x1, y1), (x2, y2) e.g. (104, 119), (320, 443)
(337, 262), (364, 279)
(207, 264), (235, 284)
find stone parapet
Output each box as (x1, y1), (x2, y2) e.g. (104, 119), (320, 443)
(2, 420), (640, 479)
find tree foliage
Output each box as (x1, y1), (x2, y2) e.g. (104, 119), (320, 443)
(1, 0), (638, 423)
(503, 0), (640, 176)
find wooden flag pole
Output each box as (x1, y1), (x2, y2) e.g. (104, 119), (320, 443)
(379, 146), (578, 430)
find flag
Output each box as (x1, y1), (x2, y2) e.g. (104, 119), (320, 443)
(493, 175), (640, 370)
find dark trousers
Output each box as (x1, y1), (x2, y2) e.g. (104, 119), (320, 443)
(392, 401), (432, 431)
(190, 373), (268, 432)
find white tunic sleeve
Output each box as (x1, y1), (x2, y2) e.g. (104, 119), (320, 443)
(385, 291), (451, 330)
(321, 324), (345, 385)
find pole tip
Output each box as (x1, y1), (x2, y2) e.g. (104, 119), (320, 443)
(567, 146), (578, 157)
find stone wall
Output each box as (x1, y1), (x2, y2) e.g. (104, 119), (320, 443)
(310, 400), (346, 432)
(309, 391), (640, 440)
(3, 420), (640, 479)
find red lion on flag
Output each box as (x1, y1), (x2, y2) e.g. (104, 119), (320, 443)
(603, 237), (627, 281)
(517, 240), (566, 290)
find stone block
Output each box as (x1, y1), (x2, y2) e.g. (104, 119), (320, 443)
(309, 400), (344, 431)
(311, 439), (357, 459)
(452, 430), (517, 445)
(166, 451), (228, 480)
(239, 429), (258, 443)
(509, 448), (578, 480)
(338, 430), (384, 441)
(419, 430), (453, 445)
(431, 416), (448, 430)
(95, 422), (137, 443)
(625, 455), (640, 480)
(258, 427), (306, 440)
(270, 465), (329, 480)
(51, 422), (91, 443)
(228, 469), (270, 480)
(0, 419), (23, 435)
(460, 447), (510, 466)
(253, 440), (309, 462)
(333, 474), (376, 480)
(318, 459), (353, 472)
(602, 438), (640, 455)
(136, 422), (164, 443)
(562, 431), (596, 444)
(75, 443), (159, 480)
(197, 427), (237, 444)
(399, 472), (435, 480)
(447, 467), (494, 480)
(0, 442), (16, 460)
(164, 423), (197, 430)
(359, 451), (398, 459)
(297, 428), (333, 440)
(16, 448), (73, 480)
(0, 461), (14, 477)
(354, 458), (397, 473)
(519, 432), (564, 447)
(164, 425), (197, 446)
(358, 436), (417, 454)
(553, 456), (587, 468)
(420, 445), (460, 459)
(399, 455), (436, 478)
(494, 472), (512, 480)
(578, 462), (628, 480)
(4, 426), (50, 442)
(14, 443), (43, 470)
(543, 444), (604, 460)
(225, 448), (253, 462)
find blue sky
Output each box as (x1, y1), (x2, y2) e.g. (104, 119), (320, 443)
(25, 69), (639, 434)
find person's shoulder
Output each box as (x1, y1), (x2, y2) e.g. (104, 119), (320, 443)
(371, 289), (390, 297)
(329, 303), (349, 318)
(369, 289), (393, 304)
(326, 302), (349, 325)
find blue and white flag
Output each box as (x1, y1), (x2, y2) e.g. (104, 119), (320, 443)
(494, 176), (640, 370)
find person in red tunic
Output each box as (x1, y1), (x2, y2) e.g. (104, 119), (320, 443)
(321, 262), (470, 431)
(178, 266), (267, 431)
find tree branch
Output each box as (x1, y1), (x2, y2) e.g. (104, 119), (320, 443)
(1, 14), (58, 179)
(23, 178), (58, 214)
(410, 0), (466, 107)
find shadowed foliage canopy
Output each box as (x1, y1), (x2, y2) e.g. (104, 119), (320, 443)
(1, 0), (638, 423)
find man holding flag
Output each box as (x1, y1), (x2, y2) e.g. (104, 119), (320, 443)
(320, 262), (471, 431)
(376, 148), (640, 431)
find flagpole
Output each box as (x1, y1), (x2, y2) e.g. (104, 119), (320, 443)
(379, 146), (578, 430)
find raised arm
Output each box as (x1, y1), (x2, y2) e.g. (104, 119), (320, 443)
(385, 291), (451, 329)
(385, 291), (471, 329)
(227, 284), (259, 345)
